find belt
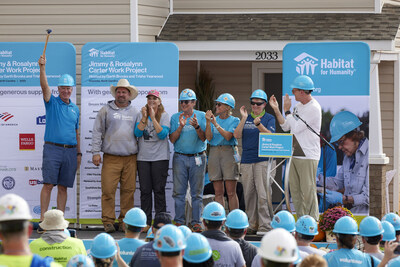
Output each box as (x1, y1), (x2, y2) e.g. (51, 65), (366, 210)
(45, 141), (76, 148)
(175, 151), (205, 157)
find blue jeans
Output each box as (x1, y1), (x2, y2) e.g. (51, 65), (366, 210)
(173, 152), (206, 225)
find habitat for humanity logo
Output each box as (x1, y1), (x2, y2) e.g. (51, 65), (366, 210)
(89, 48), (115, 58)
(89, 48), (99, 57)
(294, 52), (356, 76)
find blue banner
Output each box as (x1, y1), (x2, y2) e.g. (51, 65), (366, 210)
(283, 42), (370, 96)
(258, 133), (293, 158)
(82, 42), (178, 87)
(0, 42), (75, 88)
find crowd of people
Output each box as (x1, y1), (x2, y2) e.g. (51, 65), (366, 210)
(2, 194), (400, 267)
(0, 54), (381, 266)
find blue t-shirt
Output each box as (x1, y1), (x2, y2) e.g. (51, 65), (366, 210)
(317, 146), (337, 178)
(241, 113), (275, 163)
(44, 95), (79, 145)
(323, 248), (380, 266)
(209, 115), (240, 146)
(170, 110), (207, 154)
(129, 241), (160, 267)
(114, 238), (146, 267)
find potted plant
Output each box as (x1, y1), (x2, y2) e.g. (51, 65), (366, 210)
(319, 206), (355, 242)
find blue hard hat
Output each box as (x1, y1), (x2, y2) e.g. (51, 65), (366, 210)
(250, 89), (268, 102)
(146, 227), (154, 239)
(290, 75), (315, 91)
(381, 221), (396, 241)
(123, 207), (147, 227)
(179, 225), (192, 239)
(67, 255), (94, 267)
(183, 233), (212, 263)
(225, 209), (249, 229)
(382, 213), (400, 231)
(58, 74), (75, 87)
(153, 224), (187, 252)
(271, 210), (296, 233)
(333, 216), (359, 235)
(179, 89), (196, 101)
(215, 93), (235, 109)
(296, 215), (318, 236)
(202, 202), (226, 221)
(359, 216), (384, 237)
(329, 111), (362, 143)
(90, 233), (117, 259)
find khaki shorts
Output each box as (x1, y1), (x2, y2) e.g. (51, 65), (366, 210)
(208, 146), (239, 181)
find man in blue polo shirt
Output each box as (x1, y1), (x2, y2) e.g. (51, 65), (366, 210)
(169, 89), (207, 232)
(37, 55), (81, 233)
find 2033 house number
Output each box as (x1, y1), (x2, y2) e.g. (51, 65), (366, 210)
(255, 51), (278, 60)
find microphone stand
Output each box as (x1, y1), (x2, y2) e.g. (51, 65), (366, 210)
(293, 112), (334, 211)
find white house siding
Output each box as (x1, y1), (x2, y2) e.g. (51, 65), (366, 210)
(138, 0), (169, 42)
(173, 0), (377, 13)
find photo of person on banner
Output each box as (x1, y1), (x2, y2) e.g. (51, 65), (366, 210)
(37, 55), (81, 233)
(91, 78), (139, 233)
(324, 110), (369, 214)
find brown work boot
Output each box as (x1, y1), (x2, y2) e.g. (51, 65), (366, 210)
(104, 223), (116, 233)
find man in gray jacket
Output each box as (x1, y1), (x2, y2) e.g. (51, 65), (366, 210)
(92, 79), (139, 233)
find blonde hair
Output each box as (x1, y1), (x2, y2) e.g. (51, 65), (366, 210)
(299, 254), (327, 267)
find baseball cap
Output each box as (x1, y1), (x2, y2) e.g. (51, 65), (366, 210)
(147, 89), (160, 99)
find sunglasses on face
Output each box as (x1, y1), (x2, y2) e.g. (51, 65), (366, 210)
(180, 100), (193, 105)
(250, 101), (265, 106)
(215, 102), (223, 107)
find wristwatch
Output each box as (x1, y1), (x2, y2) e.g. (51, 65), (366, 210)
(285, 110), (291, 116)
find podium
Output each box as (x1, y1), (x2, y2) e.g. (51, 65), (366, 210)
(258, 133), (305, 217)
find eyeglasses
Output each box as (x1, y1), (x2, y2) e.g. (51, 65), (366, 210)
(180, 100), (193, 105)
(216, 103), (223, 107)
(250, 101), (265, 106)
(335, 136), (347, 147)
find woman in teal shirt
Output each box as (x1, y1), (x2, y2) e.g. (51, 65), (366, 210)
(205, 93), (240, 211)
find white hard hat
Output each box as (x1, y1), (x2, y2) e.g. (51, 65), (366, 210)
(258, 228), (298, 263)
(0, 193), (32, 222)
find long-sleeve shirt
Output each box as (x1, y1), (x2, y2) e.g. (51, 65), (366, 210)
(91, 100), (138, 156)
(280, 98), (321, 160)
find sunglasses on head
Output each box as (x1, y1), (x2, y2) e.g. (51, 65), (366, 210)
(250, 101), (265, 106)
(180, 100), (193, 105)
